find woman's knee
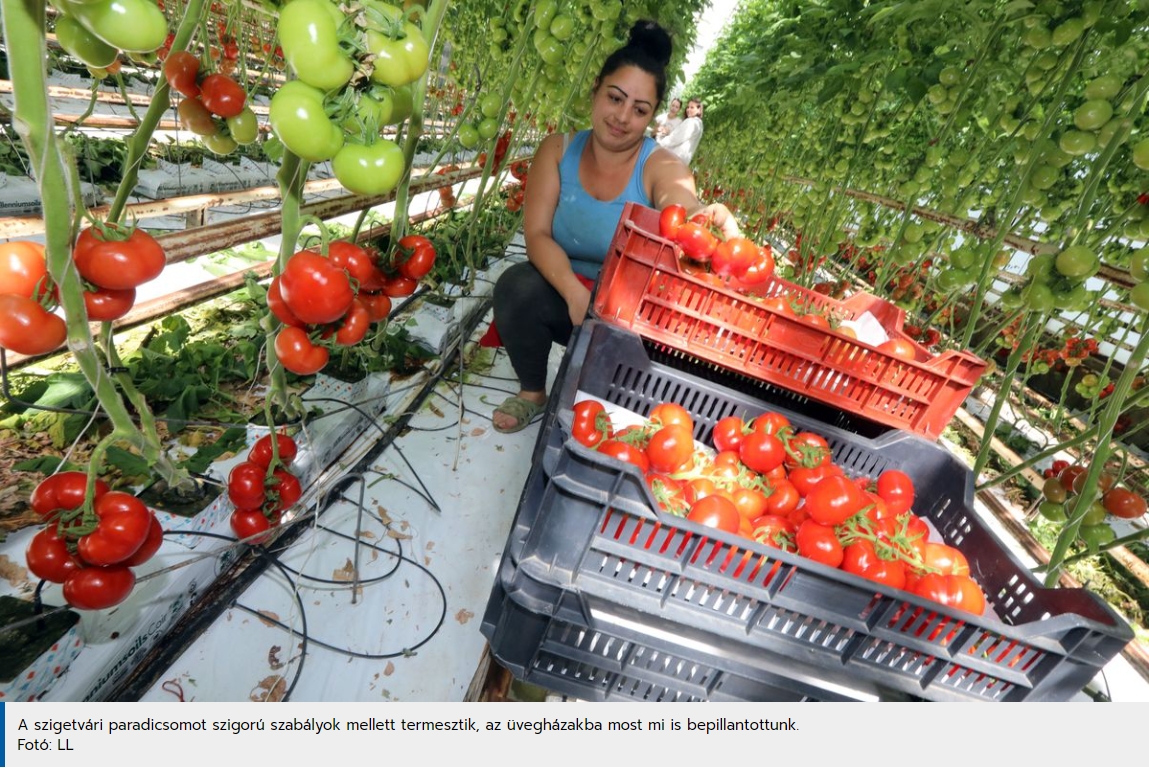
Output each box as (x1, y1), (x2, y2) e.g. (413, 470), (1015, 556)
(494, 261), (550, 317)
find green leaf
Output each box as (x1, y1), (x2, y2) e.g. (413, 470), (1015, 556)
(13, 456), (83, 474)
(105, 446), (152, 480)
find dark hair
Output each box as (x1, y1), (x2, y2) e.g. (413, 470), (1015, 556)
(595, 20), (672, 107)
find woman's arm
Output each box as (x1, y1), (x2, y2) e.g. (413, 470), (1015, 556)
(522, 133), (593, 325)
(646, 145), (741, 240)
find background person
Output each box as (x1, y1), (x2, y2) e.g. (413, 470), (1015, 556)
(489, 22), (739, 434)
(653, 97), (683, 138)
(657, 98), (703, 165)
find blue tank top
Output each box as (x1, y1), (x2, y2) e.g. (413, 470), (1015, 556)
(552, 130), (657, 279)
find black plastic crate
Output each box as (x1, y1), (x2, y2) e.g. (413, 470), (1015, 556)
(483, 574), (838, 702)
(490, 319), (1132, 702)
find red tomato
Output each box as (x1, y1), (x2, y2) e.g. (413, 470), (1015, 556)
(0, 294), (66, 355)
(25, 528), (83, 584)
(359, 291), (393, 322)
(597, 439), (650, 474)
(711, 415), (745, 453)
(686, 495), (740, 534)
(764, 479), (800, 516)
(753, 411), (791, 435)
(913, 573), (986, 615)
(0, 241), (52, 301)
(919, 541), (970, 576)
(77, 492), (153, 566)
(878, 337), (917, 361)
(876, 469), (915, 515)
(162, 50), (201, 98)
(30, 472), (110, 520)
(795, 519), (844, 568)
(1057, 464), (1087, 493)
(739, 430), (786, 473)
(646, 424), (694, 473)
(274, 327), (329, 375)
(279, 251), (355, 324)
(760, 295), (796, 316)
(266, 276), (306, 328)
(328, 240), (385, 291)
(228, 460), (268, 510)
(248, 432), (298, 469)
(711, 237), (758, 278)
(804, 473), (867, 525)
(83, 286), (136, 321)
(683, 477), (719, 505)
(120, 514), (164, 567)
(648, 402), (693, 433)
(333, 298), (371, 346)
(738, 245), (775, 286)
(750, 514), (795, 550)
(1102, 488), (1147, 519)
(675, 221), (718, 262)
(730, 486), (769, 521)
(395, 235), (437, 280)
(381, 275), (419, 297)
(799, 312), (830, 329)
(658, 204), (687, 240)
(200, 73), (247, 117)
(231, 508), (273, 544)
(789, 462), (841, 497)
(73, 225), (166, 290)
(63, 566), (136, 610)
(266, 469), (302, 512)
(784, 431), (831, 469)
(646, 473), (688, 515)
(572, 400), (610, 448)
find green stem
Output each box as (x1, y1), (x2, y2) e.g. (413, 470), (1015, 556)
(105, 0), (206, 224)
(265, 151), (308, 415)
(972, 312), (1044, 479)
(1044, 317), (1149, 585)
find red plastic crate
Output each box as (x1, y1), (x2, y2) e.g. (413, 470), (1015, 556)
(592, 203), (987, 439)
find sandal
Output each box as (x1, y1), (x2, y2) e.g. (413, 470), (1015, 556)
(492, 395), (546, 434)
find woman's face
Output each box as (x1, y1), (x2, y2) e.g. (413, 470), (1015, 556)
(668, 99), (682, 116)
(686, 100), (702, 118)
(591, 65), (658, 151)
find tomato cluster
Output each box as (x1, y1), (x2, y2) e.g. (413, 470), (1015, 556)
(165, 51), (257, 156)
(228, 432), (302, 544)
(570, 399), (987, 614)
(659, 205), (776, 285)
(25, 472), (164, 611)
(269, 237), (435, 375)
(505, 159), (529, 212)
(1038, 460), (1147, 551)
(74, 221), (168, 322)
(270, 0), (425, 195)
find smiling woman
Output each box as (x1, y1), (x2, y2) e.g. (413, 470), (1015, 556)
(487, 20), (742, 434)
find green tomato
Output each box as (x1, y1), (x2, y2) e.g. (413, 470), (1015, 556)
(1023, 25), (1051, 48)
(535, 0), (557, 28)
(1077, 499), (1109, 527)
(1131, 281), (1149, 312)
(1084, 73), (1122, 100)
(477, 117), (499, 140)
(202, 132), (238, 156)
(350, 86), (412, 132)
(1131, 248), (1149, 282)
(366, 24), (430, 88)
(225, 107), (259, 145)
(902, 222), (924, 243)
(1023, 281), (1055, 312)
(277, 0), (355, 91)
(333, 139), (405, 196)
(54, 13), (118, 68)
(1028, 164), (1058, 190)
(1038, 500), (1067, 522)
(1073, 99), (1113, 132)
(457, 123), (480, 149)
(1000, 287), (1025, 309)
(1058, 130), (1096, 156)
(935, 268), (973, 293)
(1131, 138), (1149, 171)
(1051, 283), (1089, 311)
(536, 33), (564, 66)
(479, 94), (502, 120)
(1055, 245), (1098, 278)
(1096, 118), (1127, 149)
(269, 81), (345, 162)
(1078, 523), (1115, 552)
(66, 0), (168, 53)
(1051, 17), (1085, 46)
(949, 247), (977, 270)
(937, 66), (961, 87)
(550, 13), (575, 41)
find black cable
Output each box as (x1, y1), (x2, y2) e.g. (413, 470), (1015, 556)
(253, 550), (309, 702)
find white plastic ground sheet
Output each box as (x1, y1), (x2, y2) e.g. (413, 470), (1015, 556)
(134, 319), (566, 702)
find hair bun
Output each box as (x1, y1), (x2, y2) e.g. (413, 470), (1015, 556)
(627, 20), (672, 68)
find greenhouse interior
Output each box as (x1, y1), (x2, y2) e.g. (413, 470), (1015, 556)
(1, 0), (1148, 705)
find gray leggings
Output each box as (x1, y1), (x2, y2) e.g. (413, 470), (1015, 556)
(492, 261), (575, 392)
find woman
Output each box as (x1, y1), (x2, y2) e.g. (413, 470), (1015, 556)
(490, 21), (739, 433)
(657, 98), (703, 165)
(653, 97), (683, 138)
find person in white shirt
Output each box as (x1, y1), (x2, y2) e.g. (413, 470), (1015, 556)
(658, 98), (703, 165)
(653, 98), (682, 138)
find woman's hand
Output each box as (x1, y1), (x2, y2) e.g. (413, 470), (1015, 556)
(692, 202), (742, 240)
(565, 282), (592, 327)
